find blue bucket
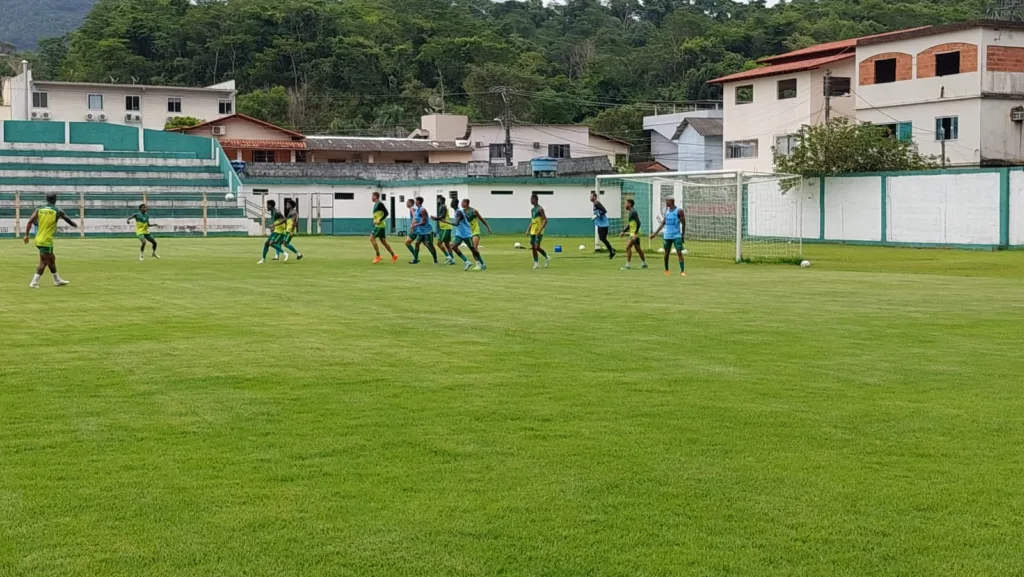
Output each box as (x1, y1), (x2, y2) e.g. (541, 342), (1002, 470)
(554, 245), (563, 253)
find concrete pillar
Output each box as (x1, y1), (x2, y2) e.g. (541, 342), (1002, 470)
(139, 126), (145, 152)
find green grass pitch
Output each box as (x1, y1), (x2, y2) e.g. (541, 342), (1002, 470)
(1, 237), (1023, 576)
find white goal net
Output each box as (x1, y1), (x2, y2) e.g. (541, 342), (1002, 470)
(596, 170), (804, 263)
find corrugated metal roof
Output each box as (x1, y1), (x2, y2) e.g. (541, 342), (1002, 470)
(304, 137), (471, 153)
(219, 139), (307, 150)
(708, 54), (854, 84)
(672, 117), (723, 139)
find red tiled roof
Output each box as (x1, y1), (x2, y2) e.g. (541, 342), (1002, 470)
(708, 53), (853, 85)
(634, 161), (670, 173)
(758, 27), (931, 64)
(219, 139), (307, 150)
(171, 114), (305, 139)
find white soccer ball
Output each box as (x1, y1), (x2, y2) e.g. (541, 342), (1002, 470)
(801, 260), (811, 268)
(225, 193), (236, 201)
(578, 244), (586, 251)
(681, 249), (688, 256)
(514, 242), (522, 249)
(657, 247), (665, 254)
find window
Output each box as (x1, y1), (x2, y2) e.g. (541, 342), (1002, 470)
(253, 189), (269, 194)
(777, 79), (797, 100)
(125, 96), (140, 111)
(735, 85), (754, 105)
(533, 190), (554, 196)
(87, 94), (104, 110)
(875, 59), (897, 84)
(394, 160), (413, 164)
(253, 150), (276, 163)
(167, 97), (182, 113)
(936, 117), (959, 141)
(32, 92), (48, 108)
(726, 140), (758, 159)
(548, 144), (571, 158)
(449, 191), (458, 200)
(936, 51), (961, 77)
(219, 99), (233, 114)
(878, 122), (913, 141)
(489, 143), (509, 159)
(295, 151), (307, 163)
(491, 190), (514, 195)
(334, 193), (355, 200)
(774, 134), (800, 156)
(827, 77), (852, 97)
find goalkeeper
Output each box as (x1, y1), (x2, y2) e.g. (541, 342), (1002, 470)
(590, 192), (617, 259)
(618, 198), (647, 270)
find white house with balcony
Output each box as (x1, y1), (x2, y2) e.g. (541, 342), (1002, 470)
(643, 106), (724, 171)
(855, 20), (1024, 166)
(466, 123), (630, 165)
(1, 63), (236, 131)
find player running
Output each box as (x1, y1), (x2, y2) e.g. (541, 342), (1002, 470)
(435, 198), (486, 271)
(23, 193), (76, 288)
(127, 203), (160, 261)
(258, 199), (288, 264)
(411, 197), (439, 264)
(435, 195), (455, 265)
(591, 192), (616, 259)
(403, 198), (419, 262)
(527, 193), (550, 269)
(369, 192), (398, 264)
(280, 199), (304, 261)
(618, 198), (648, 270)
(650, 196), (686, 276)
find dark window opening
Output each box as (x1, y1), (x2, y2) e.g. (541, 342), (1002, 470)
(875, 59), (897, 84)
(295, 151), (307, 163)
(827, 77), (852, 97)
(936, 117), (958, 141)
(253, 150), (275, 163)
(533, 190), (554, 196)
(936, 51), (961, 77)
(449, 191), (458, 200)
(489, 143), (509, 159)
(491, 190), (513, 195)
(548, 144), (571, 158)
(777, 79), (797, 100)
(334, 193), (355, 200)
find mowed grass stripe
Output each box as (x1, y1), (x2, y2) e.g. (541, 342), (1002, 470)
(0, 237), (1022, 576)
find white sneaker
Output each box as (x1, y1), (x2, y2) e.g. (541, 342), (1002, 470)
(55, 279), (70, 287)
(29, 283), (38, 289)
(641, 262), (649, 269)
(283, 253), (289, 262)
(139, 254), (144, 261)
(532, 262), (539, 270)
(464, 261), (473, 271)
(257, 259), (265, 264)
(621, 265), (631, 270)
(474, 264), (483, 271)
(272, 255), (279, 261)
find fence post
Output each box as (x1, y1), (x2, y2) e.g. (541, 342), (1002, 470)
(202, 192), (208, 237)
(260, 192), (266, 231)
(316, 194), (322, 235)
(1000, 168), (1010, 249)
(880, 175), (888, 243)
(307, 193), (313, 235)
(79, 191), (85, 238)
(14, 191), (20, 238)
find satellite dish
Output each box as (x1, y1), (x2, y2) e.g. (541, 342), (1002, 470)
(427, 95), (445, 112)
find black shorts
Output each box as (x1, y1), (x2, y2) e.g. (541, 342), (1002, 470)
(597, 227), (609, 241)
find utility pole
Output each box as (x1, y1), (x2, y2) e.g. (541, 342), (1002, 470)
(491, 86), (514, 166)
(941, 138), (947, 168)
(823, 69), (832, 123)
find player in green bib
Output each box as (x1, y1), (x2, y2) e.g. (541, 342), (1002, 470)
(369, 191), (398, 264)
(258, 199), (288, 264)
(435, 196), (455, 265)
(23, 193), (77, 288)
(526, 193), (550, 269)
(280, 199), (304, 260)
(465, 203), (492, 255)
(618, 198), (648, 270)
(127, 203), (160, 261)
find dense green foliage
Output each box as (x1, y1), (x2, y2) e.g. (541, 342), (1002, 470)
(21, 0), (987, 151)
(0, 0), (95, 49)
(164, 116), (205, 130)
(775, 118), (940, 176)
(2, 238), (1024, 576)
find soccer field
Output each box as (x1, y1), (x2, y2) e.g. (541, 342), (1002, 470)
(1, 237), (1023, 576)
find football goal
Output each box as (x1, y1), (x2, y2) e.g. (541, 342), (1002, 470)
(596, 170), (805, 263)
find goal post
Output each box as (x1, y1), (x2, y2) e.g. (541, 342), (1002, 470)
(596, 170), (804, 263)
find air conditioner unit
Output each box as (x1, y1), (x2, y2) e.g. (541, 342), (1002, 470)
(533, 142), (541, 149)
(31, 111), (39, 119)
(212, 126), (227, 136)
(98, 114), (107, 122)
(475, 141), (484, 148)
(42, 112), (51, 120)
(125, 113), (134, 122)
(86, 113), (95, 121)
(133, 113), (141, 122)
(1012, 109), (1024, 122)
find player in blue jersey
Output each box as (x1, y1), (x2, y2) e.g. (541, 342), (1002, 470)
(403, 198), (419, 262)
(435, 198), (486, 271)
(591, 192), (616, 259)
(410, 197), (439, 264)
(650, 196), (686, 276)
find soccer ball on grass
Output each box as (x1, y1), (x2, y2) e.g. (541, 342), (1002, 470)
(514, 242), (522, 249)
(800, 260), (811, 268)
(578, 245), (586, 251)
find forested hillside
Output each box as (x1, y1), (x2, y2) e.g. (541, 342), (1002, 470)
(24, 0), (987, 147)
(0, 0), (96, 49)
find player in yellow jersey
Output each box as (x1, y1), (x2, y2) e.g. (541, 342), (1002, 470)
(279, 199), (304, 261)
(435, 196), (456, 265)
(526, 193), (550, 269)
(618, 198), (647, 270)
(23, 193), (77, 288)
(258, 199), (288, 264)
(465, 201), (492, 255)
(369, 191), (398, 264)
(127, 203), (160, 261)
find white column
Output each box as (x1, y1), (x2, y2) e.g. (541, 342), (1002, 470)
(139, 126), (145, 152)
(64, 122), (70, 144)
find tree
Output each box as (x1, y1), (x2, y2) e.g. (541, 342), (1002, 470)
(237, 86), (291, 128)
(774, 118), (939, 177)
(164, 116), (204, 130)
